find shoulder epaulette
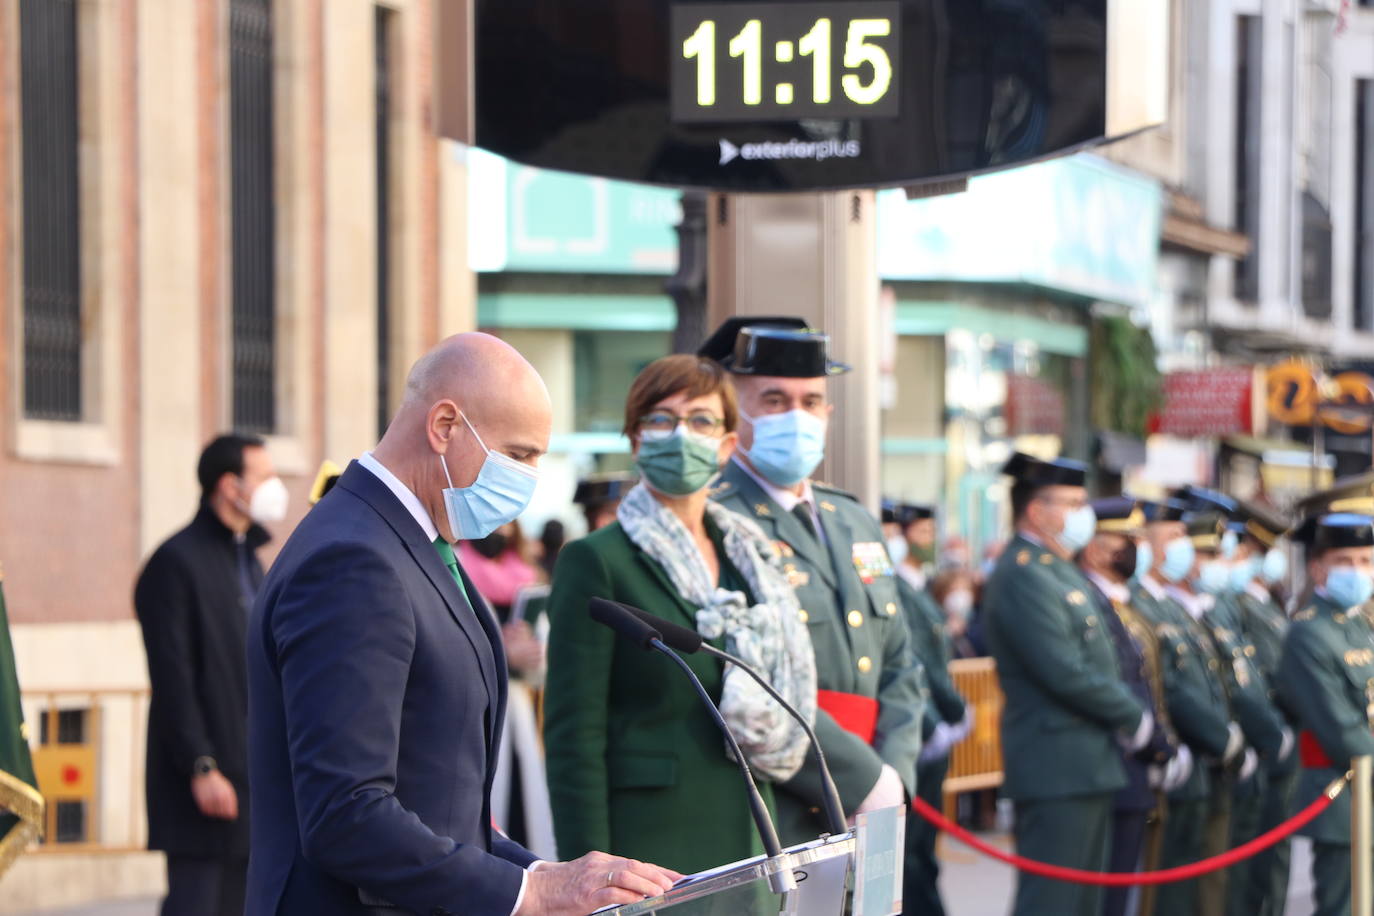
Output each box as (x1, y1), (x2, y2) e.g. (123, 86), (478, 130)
(1293, 607), (1316, 622)
(707, 481), (734, 498)
(811, 481), (860, 503)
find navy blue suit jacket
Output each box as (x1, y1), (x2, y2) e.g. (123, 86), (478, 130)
(246, 462), (537, 915)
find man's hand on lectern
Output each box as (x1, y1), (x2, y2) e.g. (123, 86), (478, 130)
(516, 851), (681, 915)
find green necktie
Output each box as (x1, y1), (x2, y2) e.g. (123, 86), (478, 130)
(432, 536), (472, 607)
(791, 503), (819, 541)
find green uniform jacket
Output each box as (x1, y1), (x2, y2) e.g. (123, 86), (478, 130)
(896, 577), (966, 737)
(711, 460), (926, 843)
(543, 522), (777, 874)
(983, 534), (1144, 801)
(1278, 595), (1374, 844)
(1131, 583), (1232, 801)
(1207, 595), (1286, 758)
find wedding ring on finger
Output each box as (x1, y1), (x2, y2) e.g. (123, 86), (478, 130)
(606, 870), (615, 888)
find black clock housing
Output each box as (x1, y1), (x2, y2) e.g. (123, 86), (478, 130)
(472, 0), (1110, 192)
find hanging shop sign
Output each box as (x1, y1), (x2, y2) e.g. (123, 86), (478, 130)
(1266, 360), (1374, 434)
(1152, 367), (1258, 438)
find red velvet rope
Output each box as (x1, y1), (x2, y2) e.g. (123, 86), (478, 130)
(910, 774), (1347, 887)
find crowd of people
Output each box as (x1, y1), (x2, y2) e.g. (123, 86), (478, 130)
(128, 316), (1374, 916)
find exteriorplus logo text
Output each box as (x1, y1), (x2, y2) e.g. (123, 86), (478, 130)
(719, 138), (862, 165)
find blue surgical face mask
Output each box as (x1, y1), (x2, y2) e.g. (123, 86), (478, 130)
(739, 408), (827, 487)
(439, 413), (539, 541)
(1220, 530), (1239, 560)
(1325, 566), (1374, 609)
(1160, 537), (1196, 583)
(886, 536), (909, 566)
(1228, 558), (1259, 594)
(1262, 548), (1287, 584)
(1133, 541), (1153, 583)
(1058, 505), (1097, 554)
(1194, 560), (1230, 596)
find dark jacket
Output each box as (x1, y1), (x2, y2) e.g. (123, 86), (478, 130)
(543, 519), (777, 875)
(133, 506), (266, 858)
(246, 462), (536, 916)
(1085, 581), (1176, 813)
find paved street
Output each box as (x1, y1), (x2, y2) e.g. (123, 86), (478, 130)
(13, 834), (1319, 916)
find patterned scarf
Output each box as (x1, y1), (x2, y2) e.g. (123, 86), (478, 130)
(617, 482), (817, 781)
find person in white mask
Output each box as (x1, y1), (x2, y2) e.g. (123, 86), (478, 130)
(134, 433), (289, 916)
(982, 452), (1152, 916)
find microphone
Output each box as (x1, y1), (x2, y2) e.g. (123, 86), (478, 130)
(588, 598), (796, 892)
(616, 602), (848, 837)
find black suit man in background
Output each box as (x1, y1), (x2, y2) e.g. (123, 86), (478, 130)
(134, 433), (289, 915)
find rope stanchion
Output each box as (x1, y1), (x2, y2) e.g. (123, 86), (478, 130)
(912, 773), (1348, 887)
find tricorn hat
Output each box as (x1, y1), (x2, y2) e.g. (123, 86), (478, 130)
(882, 501), (935, 527)
(697, 316), (851, 378)
(1092, 497), (1144, 534)
(1298, 513), (1374, 554)
(1002, 452), (1088, 488)
(573, 473), (636, 508)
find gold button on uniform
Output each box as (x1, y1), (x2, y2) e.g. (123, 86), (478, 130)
(798, 609), (809, 624)
(848, 610), (864, 628)
(858, 656), (873, 674)
(885, 602), (897, 616)
(1208, 659), (1219, 672)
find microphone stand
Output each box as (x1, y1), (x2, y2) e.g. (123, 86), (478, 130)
(648, 638), (797, 895)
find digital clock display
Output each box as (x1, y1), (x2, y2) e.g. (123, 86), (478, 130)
(670, 3), (900, 123)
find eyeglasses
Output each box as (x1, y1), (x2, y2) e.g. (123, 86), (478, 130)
(639, 410), (725, 438)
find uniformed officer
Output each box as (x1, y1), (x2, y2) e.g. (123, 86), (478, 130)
(983, 453), (1151, 916)
(1165, 510), (1279, 916)
(1228, 501), (1299, 916)
(1077, 497), (1183, 916)
(884, 501), (968, 916)
(699, 317), (927, 844)
(1277, 513), (1374, 916)
(885, 501), (939, 587)
(1133, 498), (1238, 916)
(572, 472), (635, 533)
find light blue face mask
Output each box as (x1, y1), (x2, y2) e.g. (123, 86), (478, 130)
(739, 408), (827, 487)
(440, 412), (539, 541)
(1057, 505), (1097, 554)
(1160, 537), (1196, 583)
(1220, 530), (1239, 560)
(1326, 566), (1374, 609)
(1262, 548), (1287, 584)
(1228, 558), (1259, 594)
(1194, 560), (1230, 596)
(1133, 541), (1153, 582)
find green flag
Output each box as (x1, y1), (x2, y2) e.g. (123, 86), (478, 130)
(0, 568), (42, 875)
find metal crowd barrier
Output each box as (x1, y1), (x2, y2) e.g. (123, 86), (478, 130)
(20, 688), (150, 852)
(943, 657), (1005, 816)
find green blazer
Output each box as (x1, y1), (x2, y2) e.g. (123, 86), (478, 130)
(711, 459), (926, 844)
(543, 521), (777, 875)
(1278, 594), (1374, 844)
(983, 534), (1144, 801)
(1131, 584), (1232, 801)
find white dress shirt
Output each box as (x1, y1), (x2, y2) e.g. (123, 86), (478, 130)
(1165, 586), (1212, 622)
(733, 456), (827, 545)
(1085, 570), (1130, 606)
(358, 452), (541, 910)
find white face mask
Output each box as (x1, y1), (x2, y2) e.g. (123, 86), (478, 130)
(245, 476), (289, 524)
(944, 589), (974, 620)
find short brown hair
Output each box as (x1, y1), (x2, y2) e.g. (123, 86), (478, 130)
(622, 355), (738, 440)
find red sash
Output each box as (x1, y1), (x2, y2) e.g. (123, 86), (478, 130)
(1299, 730), (1333, 769)
(817, 689), (880, 745)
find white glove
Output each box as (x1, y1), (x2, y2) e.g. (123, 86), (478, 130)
(1120, 709), (1154, 753)
(1279, 727), (1295, 762)
(950, 705), (975, 743)
(1223, 722), (1245, 763)
(1163, 745), (1194, 793)
(919, 722), (957, 763)
(1239, 747), (1259, 782)
(851, 764), (905, 823)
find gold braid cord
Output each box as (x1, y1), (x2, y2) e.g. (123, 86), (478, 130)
(0, 768), (44, 877)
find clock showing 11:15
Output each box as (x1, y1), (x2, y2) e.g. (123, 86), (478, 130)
(669, 2), (901, 124)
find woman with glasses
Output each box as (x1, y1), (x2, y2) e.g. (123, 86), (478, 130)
(544, 355), (817, 876)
